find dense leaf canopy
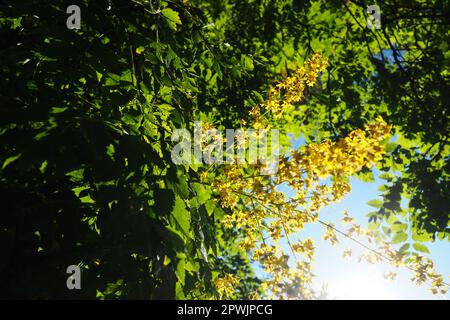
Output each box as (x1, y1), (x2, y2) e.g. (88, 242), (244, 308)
(0, 0), (448, 299)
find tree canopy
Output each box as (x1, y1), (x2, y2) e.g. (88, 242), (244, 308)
(0, 0), (448, 299)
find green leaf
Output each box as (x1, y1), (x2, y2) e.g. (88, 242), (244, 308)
(162, 8), (182, 31)
(72, 186), (89, 197)
(176, 258), (186, 285)
(391, 222), (407, 233)
(50, 107), (68, 114)
(367, 199), (383, 208)
(391, 231), (408, 244)
(412, 232), (434, 242)
(385, 142), (397, 153)
(357, 170), (375, 182)
(241, 55), (254, 71)
(96, 70), (103, 82)
(251, 90), (264, 104)
(80, 194), (95, 204)
(379, 173), (393, 181)
(399, 243), (410, 253)
(185, 259), (199, 272)
(192, 183), (211, 205)
(136, 46), (145, 54)
(66, 168), (84, 182)
(171, 196), (191, 237)
(2, 153), (21, 170)
(204, 200), (216, 216)
(413, 243), (430, 253)
(175, 282), (185, 299)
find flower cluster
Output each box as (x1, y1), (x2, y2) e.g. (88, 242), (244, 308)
(214, 273), (240, 298)
(289, 116), (390, 181)
(206, 52), (447, 299)
(409, 256), (447, 295)
(262, 52), (328, 119)
(209, 118), (391, 298)
(337, 212), (448, 296)
(205, 53), (396, 298)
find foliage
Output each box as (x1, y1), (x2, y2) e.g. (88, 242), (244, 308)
(0, 0), (241, 299)
(0, 0), (448, 299)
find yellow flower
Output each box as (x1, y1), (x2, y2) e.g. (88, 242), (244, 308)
(342, 248), (352, 259)
(259, 52), (328, 118)
(214, 273), (240, 298)
(384, 271), (397, 281)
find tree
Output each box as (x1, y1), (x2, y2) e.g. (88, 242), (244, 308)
(204, 0), (449, 244)
(0, 0), (448, 299)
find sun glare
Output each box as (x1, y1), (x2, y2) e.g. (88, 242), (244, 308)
(328, 268), (397, 300)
